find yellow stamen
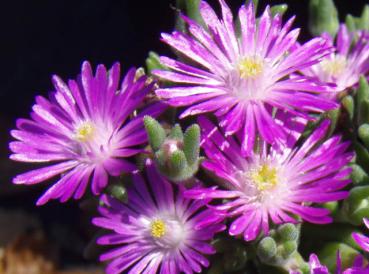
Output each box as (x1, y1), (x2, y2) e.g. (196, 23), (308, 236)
(150, 219), (166, 238)
(320, 55), (347, 77)
(251, 164), (278, 191)
(238, 57), (264, 79)
(75, 122), (95, 142)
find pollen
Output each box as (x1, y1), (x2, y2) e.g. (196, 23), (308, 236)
(251, 164), (278, 191)
(75, 122), (95, 142)
(238, 56), (264, 79)
(320, 55), (347, 77)
(150, 219), (166, 238)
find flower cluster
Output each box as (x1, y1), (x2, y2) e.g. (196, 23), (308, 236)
(8, 0), (369, 273)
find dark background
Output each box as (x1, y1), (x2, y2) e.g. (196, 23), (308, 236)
(0, 0), (367, 270)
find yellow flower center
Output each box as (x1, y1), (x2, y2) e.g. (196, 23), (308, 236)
(150, 219), (166, 238)
(75, 122), (95, 142)
(251, 164), (278, 191)
(320, 55), (347, 77)
(238, 56), (264, 79)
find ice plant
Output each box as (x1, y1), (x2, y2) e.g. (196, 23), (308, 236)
(9, 61), (164, 205)
(154, 0), (338, 155)
(92, 159), (225, 274)
(185, 116), (353, 241)
(352, 218), (369, 252)
(304, 24), (369, 96)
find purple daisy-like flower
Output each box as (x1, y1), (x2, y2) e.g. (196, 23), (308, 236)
(92, 159), (225, 274)
(292, 253), (369, 274)
(304, 24), (369, 97)
(185, 116), (352, 241)
(9, 61), (164, 205)
(352, 218), (369, 252)
(153, 0), (338, 155)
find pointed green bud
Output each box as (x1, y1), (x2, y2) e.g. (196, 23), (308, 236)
(106, 184), (127, 202)
(350, 163), (369, 184)
(324, 108), (340, 136)
(277, 223), (298, 242)
(359, 100), (369, 127)
(185, 0), (205, 26)
(354, 142), (369, 172)
(357, 76), (369, 124)
(341, 95), (354, 120)
(149, 123), (201, 182)
(169, 150), (187, 175)
(358, 5), (369, 30)
(357, 76), (369, 104)
(257, 237), (277, 262)
(309, 0), (339, 37)
(169, 124), (184, 140)
(342, 185), (369, 225)
(271, 4), (288, 17)
(345, 14), (357, 32)
(359, 124), (369, 148)
(183, 124), (200, 165)
(155, 150), (166, 167)
(144, 116), (166, 151)
(323, 201), (338, 214)
(146, 51), (166, 75)
(279, 241), (297, 259)
(175, 0), (187, 32)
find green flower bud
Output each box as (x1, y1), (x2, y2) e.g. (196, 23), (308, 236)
(271, 4), (288, 17)
(342, 185), (369, 225)
(277, 223), (299, 242)
(345, 14), (357, 32)
(185, 0), (205, 26)
(106, 184), (127, 202)
(324, 108), (341, 136)
(350, 163), (369, 184)
(144, 116), (166, 151)
(309, 0), (339, 37)
(144, 117), (201, 182)
(359, 124), (369, 148)
(183, 124), (200, 165)
(279, 241), (297, 259)
(169, 124), (184, 140)
(146, 51), (166, 75)
(358, 5), (369, 30)
(354, 142), (369, 172)
(341, 95), (354, 121)
(257, 237), (277, 262)
(169, 149), (187, 175)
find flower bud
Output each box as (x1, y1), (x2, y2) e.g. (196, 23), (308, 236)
(342, 186), (369, 225)
(144, 116), (201, 182)
(277, 223), (299, 242)
(341, 95), (354, 121)
(257, 237), (277, 262)
(271, 4), (288, 17)
(309, 0), (339, 37)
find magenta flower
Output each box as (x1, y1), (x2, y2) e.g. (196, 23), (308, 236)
(304, 24), (369, 96)
(153, 0), (338, 155)
(92, 159), (225, 274)
(352, 218), (369, 252)
(185, 116), (352, 241)
(9, 61), (164, 205)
